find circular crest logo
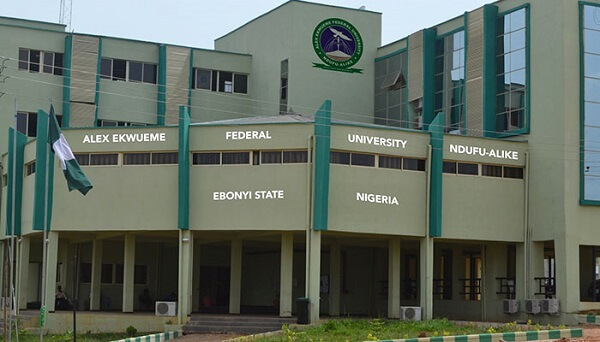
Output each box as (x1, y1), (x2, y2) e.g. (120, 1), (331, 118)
(312, 18), (363, 70)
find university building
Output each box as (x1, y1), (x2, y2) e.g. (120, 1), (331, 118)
(0, 0), (597, 333)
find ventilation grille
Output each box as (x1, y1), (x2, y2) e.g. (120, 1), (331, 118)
(466, 8), (484, 137)
(166, 46), (190, 125)
(70, 35), (99, 104)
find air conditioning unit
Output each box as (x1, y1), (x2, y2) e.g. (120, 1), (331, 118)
(503, 299), (519, 314)
(523, 299), (541, 315)
(414, 116), (423, 130)
(401, 306), (422, 321)
(541, 298), (559, 314)
(155, 301), (176, 316)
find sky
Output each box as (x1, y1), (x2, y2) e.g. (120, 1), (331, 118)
(2, 0), (487, 49)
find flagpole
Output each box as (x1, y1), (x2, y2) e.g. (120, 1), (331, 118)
(39, 105), (52, 342)
(8, 97), (18, 342)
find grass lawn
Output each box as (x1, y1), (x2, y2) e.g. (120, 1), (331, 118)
(251, 318), (559, 342)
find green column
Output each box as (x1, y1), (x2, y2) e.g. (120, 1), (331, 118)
(122, 233), (135, 313)
(229, 238), (242, 314)
(178, 230), (193, 324)
(44, 231), (59, 312)
(178, 106), (190, 230)
(313, 100), (331, 231)
(6, 128), (26, 236)
(17, 236), (30, 310)
(157, 44), (167, 126)
(33, 110), (54, 232)
(329, 241), (341, 316)
(428, 112), (444, 237)
(279, 232), (293, 317)
(482, 4), (498, 137)
(388, 237), (401, 319)
(62, 34), (73, 127)
(90, 239), (103, 311)
(422, 28), (437, 130)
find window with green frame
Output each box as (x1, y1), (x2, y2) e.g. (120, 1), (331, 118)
(374, 51), (407, 127)
(582, 4), (600, 202)
(495, 8), (527, 133)
(434, 30), (466, 133)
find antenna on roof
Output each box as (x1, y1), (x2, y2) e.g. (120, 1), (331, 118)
(59, 0), (73, 31)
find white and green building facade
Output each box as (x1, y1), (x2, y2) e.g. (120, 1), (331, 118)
(0, 0), (597, 333)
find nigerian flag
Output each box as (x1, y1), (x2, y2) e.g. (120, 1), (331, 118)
(48, 106), (93, 195)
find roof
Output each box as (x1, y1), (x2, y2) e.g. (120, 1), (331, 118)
(191, 114), (314, 126)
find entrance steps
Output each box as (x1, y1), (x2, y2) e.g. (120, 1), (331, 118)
(183, 314), (296, 334)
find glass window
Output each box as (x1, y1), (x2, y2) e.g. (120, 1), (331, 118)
(29, 50), (40, 72)
(43, 52), (53, 74)
(152, 152), (178, 164)
(283, 151), (307, 163)
(143, 63), (157, 84)
(330, 151), (350, 165)
(261, 151), (282, 164)
(374, 52), (407, 128)
(222, 152), (249, 164)
(219, 71), (233, 93)
(123, 153), (150, 165)
(100, 58), (112, 79)
(234, 74), (248, 94)
(193, 152), (220, 165)
(379, 156), (402, 169)
(434, 30), (466, 133)
(280, 59), (289, 113)
(16, 112), (28, 136)
(443, 161), (457, 174)
(351, 153), (375, 167)
(90, 153), (118, 166)
(196, 69), (211, 90)
(112, 59), (127, 81)
(504, 166), (524, 179)
(18, 48), (28, 70)
(482, 164), (503, 177)
(458, 162), (478, 175)
(128, 61), (143, 82)
(27, 112), (37, 137)
(404, 158), (426, 171)
(75, 153), (90, 166)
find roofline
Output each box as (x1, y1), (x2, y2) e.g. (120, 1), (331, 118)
(0, 15), (65, 29)
(215, 0), (381, 42)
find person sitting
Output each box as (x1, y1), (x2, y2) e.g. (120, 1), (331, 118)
(55, 286), (69, 310)
(138, 288), (152, 311)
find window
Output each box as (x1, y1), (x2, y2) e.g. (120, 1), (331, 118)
(123, 152), (178, 165)
(193, 68), (248, 94)
(2, 174), (7, 187)
(19, 48), (63, 75)
(75, 153), (90, 166)
(280, 59), (289, 114)
(17, 111), (37, 137)
(434, 30), (465, 133)
(434, 250), (453, 300)
(222, 152), (250, 165)
(261, 151), (283, 164)
(283, 151), (308, 163)
(193, 152), (220, 165)
(379, 156), (402, 169)
(115, 264), (124, 284)
(351, 153), (375, 167)
(330, 151), (350, 165)
(583, 4), (600, 202)
(152, 152), (178, 164)
(96, 119), (147, 127)
(443, 161), (457, 174)
(100, 58), (157, 84)
(482, 164), (502, 177)
(461, 252), (482, 300)
(89, 153), (118, 166)
(496, 8), (527, 133)
(504, 166), (524, 179)
(403, 158), (425, 171)
(457, 162), (478, 175)
(375, 51), (407, 127)
(123, 153), (150, 165)
(25, 161), (35, 176)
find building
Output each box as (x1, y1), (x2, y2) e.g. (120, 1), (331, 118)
(0, 0), (597, 333)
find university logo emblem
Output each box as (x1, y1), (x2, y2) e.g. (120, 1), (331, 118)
(312, 18), (363, 73)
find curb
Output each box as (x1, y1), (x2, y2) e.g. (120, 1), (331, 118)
(579, 314), (600, 324)
(111, 330), (182, 342)
(372, 328), (583, 342)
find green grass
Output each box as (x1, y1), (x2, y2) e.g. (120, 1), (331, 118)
(249, 318), (529, 342)
(0, 331), (141, 341)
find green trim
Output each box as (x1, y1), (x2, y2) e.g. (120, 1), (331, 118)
(435, 26), (464, 39)
(428, 112), (444, 237)
(375, 329), (584, 342)
(525, 331), (538, 340)
(587, 314), (597, 323)
(178, 106), (190, 230)
(548, 330), (561, 339)
(422, 28), (436, 130)
(33, 110), (55, 232)
(5, 128), (26, 236)
(157, 44), (167, 126)
(62, 34), (73, 127)
(187, 49), (193, 114)
(463, 11), (468, 134)
(94, 37), (103, 127)
(482, 4), (498, 138)
(313, 100), (331, 231)
(374, 48), (407, 62)
(501, 332), (516, 341)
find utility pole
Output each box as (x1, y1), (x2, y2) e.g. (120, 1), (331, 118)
(59, 0), (73, 31)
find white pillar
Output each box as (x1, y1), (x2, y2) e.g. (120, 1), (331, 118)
(279, 232), (293, 317)
(555, 237), (578, 312)
(419, 237), (434, 320)
(329, 242), (341, 316)
(306, 230), (321, 323)
(229, 238), (242, 314)
(388, 237), (401, 318)
(17, 236), (30, 310)
(122, 234), (135, 313)
(178, 230), (193, 324)
(90, 239), (103, 311)
(44, 232), (59, 312)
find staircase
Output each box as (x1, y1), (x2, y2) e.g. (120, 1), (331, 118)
(183, 314), (296, 334)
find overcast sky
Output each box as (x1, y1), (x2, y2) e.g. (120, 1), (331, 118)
(3, 0), (486, 48)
